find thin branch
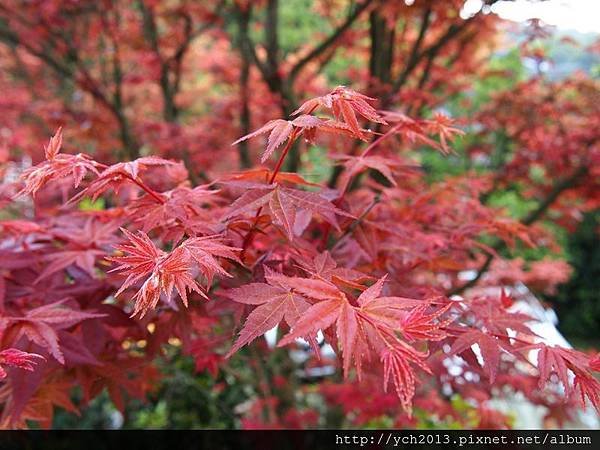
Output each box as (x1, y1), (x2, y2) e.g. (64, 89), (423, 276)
(236, 5), (253, 169)
(391, 14), (475, 100)
(288, 0), (375, 82)
(391, 6), (432, 93)
(265, 0), (280, 77)
(329, 193), (381, 250)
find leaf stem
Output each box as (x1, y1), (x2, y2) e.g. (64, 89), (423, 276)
(126, 175), (166, 204)
(327, 193), (381, 251)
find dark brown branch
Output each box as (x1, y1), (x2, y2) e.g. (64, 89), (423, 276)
(103, 7), (139, 160)
(391, 7), (432, 94)
(288, 0), (375, 82)
(236, 4), (253, 169)
(369, 10), (396, 87)
(329, 193), (381, 250)
(390, 13), (476, 103)
(139, 0), (178, 122)
(265, 0), (280, 77)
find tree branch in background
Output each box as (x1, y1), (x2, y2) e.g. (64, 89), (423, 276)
(265, 0), (280, 79)
(390, 12), (477, 108)
(369, 10), (396, 87)
(391, 6), (432, 95)
(139, 0), (177, 122)
(288, 0), (375, 82)
(236, 4), (253, 169)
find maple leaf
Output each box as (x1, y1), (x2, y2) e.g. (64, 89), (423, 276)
(17, 128), (102, 197)
(278, 276), (433, 415)
(533, 345), (588, 393)
(278, 296), (346, 347)
(270, 273), (350, 356)
(23, 300), (105, 330)
(232, 119), (294, 163)
(224, 282), (311, 357)
(1, 377), (78, 429)
(292, 251), (372, 290)
(75, 355), (152, 414)
(49, 217), (121, 248)
(332, 154), (402, 193)
(424, 113), (465, 155)
(398, 303), (452, 342)
(127, 186), (220, 236)
(573, 373), (600, 413)
(232, 87), (388, 162)
(44, 126), (63, 160)
(181, 236), (241, 286)
(109, 230), (202, 317)
(276, 272), (434, 406)
(269, 188), (297, 240)
(223, 185), (353, 239)
(356, 275), (428, 329)
(35, 249), (105, 282)
(0, 349), (45, 379)
(278, 187), (354, 230)
(381, 342), (431, 415)
(108, 229), (239, 317)
(28, 218), (120, 281)
(449, 329), (514, 383)
(108, 228), (163, 292)
(466, 296), (536, 336)
(73, 156), (176, 201)
(232, 113), (361, 163)
(293, 86), (386, 136)
(379, 111), (452, 153)
(305, 119), (367, 143)
(527, 344), (600, 413)
(1, 300), (104, 363)
(266, 269), (343, 302)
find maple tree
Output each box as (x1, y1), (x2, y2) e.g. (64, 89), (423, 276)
(0, 0), (599, 430)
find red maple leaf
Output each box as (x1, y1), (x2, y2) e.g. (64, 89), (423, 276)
(0, 349), (44, 379)
(72, 156), (177, 201)
(381, 342), (431, 415)
(527, 344), (600, 413)
(127, 186), (220, 238)
(232, 113), (366, 163)
(379, 110), (462, 154)
(232, 119), (294, 163)
(224, 281), (311, 356)
(108, 229), (239, 317)
(1, 300), (104, 363)
(424, 113), (465, 155)
(223, 184), (353, 240)
(332, 154), (403, 193)
(449, 329), (514, 383)
(18, 128), (101, 197)
(275, 274), (435, 413)
(573, 373), (600, 412)
(293, 86), (386, 136)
